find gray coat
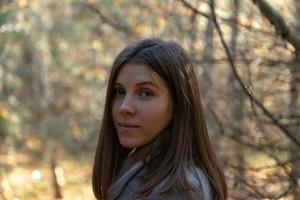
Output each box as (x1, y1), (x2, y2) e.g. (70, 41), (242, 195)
(106, 158), (212, 200)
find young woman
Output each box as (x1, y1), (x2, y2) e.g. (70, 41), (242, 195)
(92, 38), (227, 200)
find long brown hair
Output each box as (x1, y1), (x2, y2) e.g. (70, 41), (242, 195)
(92, 38), (227, 200)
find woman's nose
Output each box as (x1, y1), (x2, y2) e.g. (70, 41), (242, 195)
(119, 95), (135, 115)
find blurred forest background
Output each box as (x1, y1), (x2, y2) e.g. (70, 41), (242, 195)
(0, 0), (300, 199)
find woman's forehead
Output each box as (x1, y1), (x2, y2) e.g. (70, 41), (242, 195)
(115, 63), (162, 86)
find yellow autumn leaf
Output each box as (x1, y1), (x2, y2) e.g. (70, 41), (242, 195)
(155, 18), (166, 29)
(134, 25), (144, 34)
(92, 41), (103, 51)
(18, 0), (28, 7)
(0, 105), (16, 123)
(26, 137), (42, 150)
(0, 106), (10, 119)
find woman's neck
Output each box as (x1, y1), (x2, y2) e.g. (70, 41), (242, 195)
(129, 143), (153, 162)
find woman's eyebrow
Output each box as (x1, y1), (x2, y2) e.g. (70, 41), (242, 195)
(114, 82), (122, 86)
(136, 81), (158, 88)
(114, 81), (158, 88)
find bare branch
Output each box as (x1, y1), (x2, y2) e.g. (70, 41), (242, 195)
(252, 0), (300, 51)
(178, 0), (274, 36)
(207, 1), (300, 147)
(80, 2), (133, 36)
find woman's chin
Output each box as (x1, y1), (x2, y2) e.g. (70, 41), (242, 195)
(119, 139), (140, 149)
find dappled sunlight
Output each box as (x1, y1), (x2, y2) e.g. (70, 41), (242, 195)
(1, 155), (94, 199)
(1, 0), (299, 199)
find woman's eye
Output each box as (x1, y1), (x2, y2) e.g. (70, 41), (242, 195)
(114, 88), (125, 97)
(140, 90), (153, 97)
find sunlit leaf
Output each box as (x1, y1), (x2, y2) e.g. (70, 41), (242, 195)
(92, 41), (103, 52)
(18, 0), (28, 7)
(26, 137), (42, 150)
(133, 24), (144, 34)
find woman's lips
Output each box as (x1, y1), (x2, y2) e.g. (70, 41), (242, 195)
(117, 122), (139, 133)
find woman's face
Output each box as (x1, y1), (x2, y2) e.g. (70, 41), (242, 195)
(112, 63), (173, 148)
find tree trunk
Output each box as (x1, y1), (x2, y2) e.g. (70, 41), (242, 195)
(201, 0), (216, 135)
(228, 0), (246, 191)
(289, 52), (300, 199)
(290, 1), (300, 198)
(50, 148), (63, 199)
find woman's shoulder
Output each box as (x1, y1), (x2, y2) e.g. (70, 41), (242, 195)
(146, 166), (212, 200)
(122, 163), (212, 200)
